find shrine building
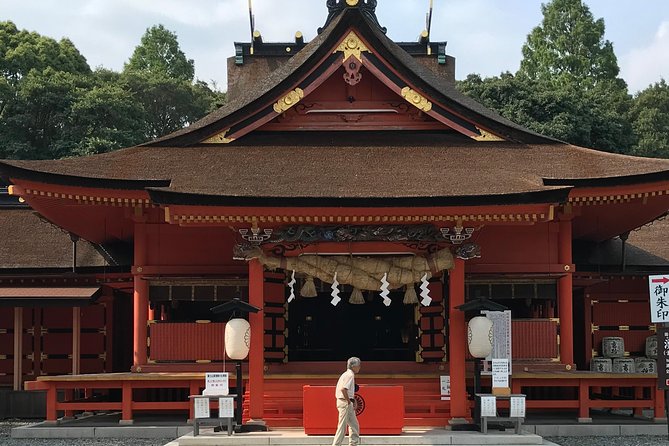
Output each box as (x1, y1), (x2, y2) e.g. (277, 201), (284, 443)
(1, 0), (669, 426)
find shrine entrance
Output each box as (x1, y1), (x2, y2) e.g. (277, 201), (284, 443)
(287, 288), (419, 361)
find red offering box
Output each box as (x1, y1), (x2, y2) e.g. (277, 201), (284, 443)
(303, 385), (404, 435)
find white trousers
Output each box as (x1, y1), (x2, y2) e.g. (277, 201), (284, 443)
(332, 399), (360, 446)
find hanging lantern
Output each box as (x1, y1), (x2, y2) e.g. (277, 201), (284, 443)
(467, 316), (493, 359)
(225, 318), (251, 360)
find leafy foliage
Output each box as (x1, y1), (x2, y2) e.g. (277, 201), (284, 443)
(458, 73), (634, 153)
(0, 21), (224, 160)
(458, 0), (644, 154)
(124, 25), (195, 82)
(628, 80), (669, 158)
(518, 0), (620, 88)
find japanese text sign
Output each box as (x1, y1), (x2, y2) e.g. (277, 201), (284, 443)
(649, 275), (669, 323)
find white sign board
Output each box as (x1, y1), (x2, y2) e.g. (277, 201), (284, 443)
(649, 275), (669, 323)
(510, 396), (526, 418)
(491, 359), (509, 388)
(480, 396), (496, 417)
(218, 396), (234, 419)
(204, 372), (229, 395)
(440, 375), (451, 401)
(482, 310), (512, 375)
(194, 397), (210, 419)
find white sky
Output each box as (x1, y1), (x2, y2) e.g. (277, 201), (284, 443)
(2, 0), (668, 93)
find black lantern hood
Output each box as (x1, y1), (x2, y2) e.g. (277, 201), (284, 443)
(211, 297), (261, 317)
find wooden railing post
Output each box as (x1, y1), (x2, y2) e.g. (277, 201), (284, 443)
(45, 385), (58, 425)
(578, 379), (591, 422)
(120, 381), (133, 425)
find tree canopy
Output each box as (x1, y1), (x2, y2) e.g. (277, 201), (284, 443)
(0, 21), (224, 160)
(628, 80), (669, 158)
(124, 25), (195, 82)
(457, 0), (652, 155)
(518, 0), (621, 88)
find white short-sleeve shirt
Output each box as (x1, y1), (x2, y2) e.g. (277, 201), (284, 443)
(334, 369), (355, 400)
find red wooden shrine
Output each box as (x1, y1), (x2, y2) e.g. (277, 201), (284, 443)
(2, 0), (669, 427)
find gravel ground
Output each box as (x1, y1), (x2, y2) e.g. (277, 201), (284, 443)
(0, 421), (173, 446)
(545, 436), (669, 446)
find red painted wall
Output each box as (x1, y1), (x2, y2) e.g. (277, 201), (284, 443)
(145, 224), (240, 267)
(468, 223), (558, 266)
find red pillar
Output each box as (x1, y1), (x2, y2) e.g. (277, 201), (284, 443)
(448, 258), (468, 420)
(133, 222), (148, 370)
(248, 258), (265, 421)
(72, 307), (81, 376)
(558, 219), (574, 368)
(13, 307), (23, 391)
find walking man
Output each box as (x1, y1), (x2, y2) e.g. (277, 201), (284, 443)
(332, 357), (361, 446)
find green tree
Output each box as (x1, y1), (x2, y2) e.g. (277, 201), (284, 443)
(457, 73), (634, 153)
(458, 0), (636, 153)
(123, 71), (222, 139)
(0, 68), (90, 159)
(628, 80), (669, 158)
(0, 21), (89, 84)
(518, 0), (620, 88)
(124, 24), (194, 81)
(67, 79), (147, 156)
(0, 21), (224, 159)
(122, 24), (224, 140)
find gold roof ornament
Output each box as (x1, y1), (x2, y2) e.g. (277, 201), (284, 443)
(334, 31), (370, 62)
(346, 0), (359, 5)
(401, 87), (432, 112)
(273, 88), (305, 113)
(473, 127), (506, 142)
(202, 129), (234, 144)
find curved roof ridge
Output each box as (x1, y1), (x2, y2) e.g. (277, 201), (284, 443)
(148, 6), (562, 147)
(351, 13), (559, 144)
(145, 12), (347, 146)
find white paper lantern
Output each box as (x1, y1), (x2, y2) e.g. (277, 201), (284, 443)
(225, 318), (251, 360)
(467, 316), (493, 359)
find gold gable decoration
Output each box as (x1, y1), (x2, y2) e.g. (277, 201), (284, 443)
(401, 87), (432, 112)
(473, 127), (506, 142)
(273, 88), (305, 113)
(334, 31), (370, 62)
(202, 129), (234, 144)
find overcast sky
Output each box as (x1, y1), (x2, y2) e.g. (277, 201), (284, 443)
(2, 0), (668, 93)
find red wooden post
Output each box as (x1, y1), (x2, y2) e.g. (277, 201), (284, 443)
(578, 379), (590, 422)
(121, 381), (133, 424)
(655, 387), (666, 421)
(13, 308), (23, 391)
(558, 219), (574, 367)
(634, 386), (644, 417)
(45, 385), (57, 424)
(248, 258), (265, 422)
(133, 222), (148, 370)
(64, 390), (74, 418)
(189, 380), (200, 421)
(72, 307), (81, 376)
(448, 258), (468, 421)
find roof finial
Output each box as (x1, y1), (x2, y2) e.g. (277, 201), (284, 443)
(319, 0), (387, 34)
